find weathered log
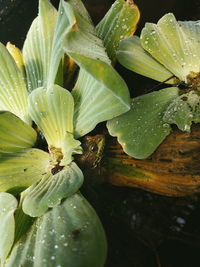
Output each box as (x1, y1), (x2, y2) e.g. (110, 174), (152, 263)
(76, 125), (200, 197)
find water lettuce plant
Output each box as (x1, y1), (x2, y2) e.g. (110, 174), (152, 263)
(0, 0), (139, 266)
(107, 13), (200, 159)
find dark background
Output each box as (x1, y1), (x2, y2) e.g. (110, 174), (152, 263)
(1, 0), (200, 266)
(1, 0), (200, 48)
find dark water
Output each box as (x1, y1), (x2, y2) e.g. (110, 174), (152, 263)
(1, 0), (200, 266)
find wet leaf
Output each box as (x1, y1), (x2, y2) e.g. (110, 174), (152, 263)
(0, 111), (37, 153)
(141, 13), (200, 83)
(0, 43), (29, 124)
(179, 20), (200, 58)
(22, 162), (84, 217)
(47, 0), (76, 87)
(96, 0), (140, 63)
(0, 149), (49, 194)
(23, 0), (57, 91)
(28, 85), (82, 165)
(107, 87), (179, 159)
(0, 193), (18, 264)
(117, 36), (175, 84)
(59, 0), (130, 137)
(163, 90), (200, 132)
(6, 193), (107, 267)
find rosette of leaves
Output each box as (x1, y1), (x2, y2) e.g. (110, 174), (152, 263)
(0, 0), (140, 266)
(107, 13), (200, 159)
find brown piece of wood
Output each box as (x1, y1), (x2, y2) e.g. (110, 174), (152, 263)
(76, 125), (200, 197)
(105, 125), (200, 196)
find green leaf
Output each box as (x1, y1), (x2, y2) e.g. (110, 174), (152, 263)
(6, 193), (107, 267)
(23, 0), (57, 91)
(14, 201), (35, 245)
(72, 56), (130, 138)
(107, 87), (179, 159)
(179, 20), (200, 53)
(28, 85), (73, 145)
(117, 36), (176, 84)
(59, 0), (130, 137)
(0, 43), (30, 124)
(0, 149), (50, 194)
(47, 0), (75, 87)
(178, 21), (200, 83)
(0, 193), (18, 264)
(141, 13), (200, 83)
(28, 85), (82, 165)
(0, 111), (37, 153)
(22, 162), (83, 217)
(96, 0), (140, 63)
(163, 90), (200, 132)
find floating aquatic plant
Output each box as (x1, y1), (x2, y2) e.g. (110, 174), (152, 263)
(0, 0), (140, 266)
(107, 13), (200, 159)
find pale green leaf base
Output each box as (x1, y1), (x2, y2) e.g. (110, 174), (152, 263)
(28, 85), (81, 164)
(22, 162), (84, 217)
(28, 85), (74, 147)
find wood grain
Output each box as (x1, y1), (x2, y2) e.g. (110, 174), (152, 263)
(105, 125), (200, 196)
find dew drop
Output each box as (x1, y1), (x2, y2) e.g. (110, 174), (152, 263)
(183, 124), (190, 132)
(188, 114), (193, 118)
(163, 123), (169, 128)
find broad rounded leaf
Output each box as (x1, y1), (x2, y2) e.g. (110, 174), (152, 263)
(28, 85), (82, 165)
(163, 90), (200, 132)
(0, 43), (29, 124)
(0, 111), (37, 153)
(96, 0), (140, 63)
(6, 193), (107, 267)
(22, 162), (84, 217)
(23, 0), (57, 91)
(59, 0), (130, 137)
(0, 193), (18, 264)
(141, 13), (200, 83)
(117, 36), (176, 84)
(0, 149), (50, 194)
(107, 87), (179, 159)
